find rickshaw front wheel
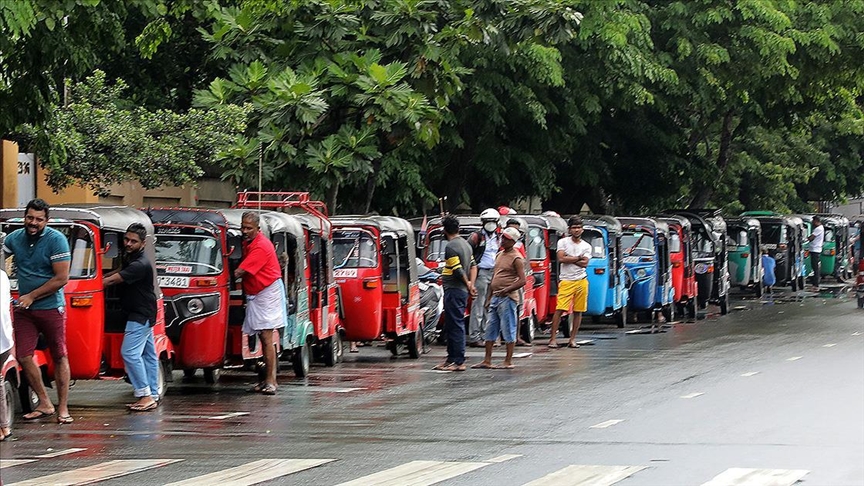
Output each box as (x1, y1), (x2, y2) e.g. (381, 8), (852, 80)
(614, 305), (627, 328)
(719, 293), (729, 315)
(322, 333), (343, 367)
(407, 329), (422, 359)
(203, 367), (220, 384)
(292, 341), (311, 378)
(520, 314), (536, 343)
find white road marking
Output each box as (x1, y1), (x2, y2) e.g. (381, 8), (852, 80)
(35, 448), (87, 458)
(313, 387), (365, 393)
(484, 454), (522, 463)
(575, 339), (595, 345)
(522, 465), (646, 486)
(741, 372), (760, 377)
(680, 392), (704, 399)
(853, 332), (861, 336)
(786, 356), (803, 361)
(700, 467), (809, 486)
(336, 460), (489, 486)
(512, 352), (533, 358)
(0, 460), (36, 469)
(164, 458), (334, 486)
(208, 412), (250, 420)
(8, 459), (182, 486)
(590, 420), (624, 429)
(822, 343), (837, 347)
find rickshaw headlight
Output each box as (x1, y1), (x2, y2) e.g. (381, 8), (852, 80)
(636, 268), (647, 278)
(187, 298), (205, 315)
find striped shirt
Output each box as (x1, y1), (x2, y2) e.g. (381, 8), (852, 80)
(442, 236), (475, 291)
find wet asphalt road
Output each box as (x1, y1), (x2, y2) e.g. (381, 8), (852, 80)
(0, 288), (862, 486)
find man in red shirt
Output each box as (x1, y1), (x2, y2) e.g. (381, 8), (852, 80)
(234, 212), (285, 395)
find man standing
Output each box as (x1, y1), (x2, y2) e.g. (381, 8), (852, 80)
(472, 227), (525, 370)
(808, 216), (824, 289)
(548, 216), (592, 349)
(235, 212), (284, 395)
(467, 208), (501, 346)
(433, 215), (477, 371)
(104, 223), (160, 411)
(2, 199), (72, 423)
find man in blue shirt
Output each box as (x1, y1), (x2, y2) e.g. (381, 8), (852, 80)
(2, 199), (72, 423)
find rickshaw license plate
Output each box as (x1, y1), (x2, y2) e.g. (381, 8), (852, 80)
(334, 269), (358, 278)
(158, 276), (190, 288)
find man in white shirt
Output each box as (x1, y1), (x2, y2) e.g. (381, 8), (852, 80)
(548, 216), (592, 348)
(808, 216), (824, 288)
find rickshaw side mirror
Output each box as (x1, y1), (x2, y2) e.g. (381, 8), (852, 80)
(227, 236), (243, 261)
(103, 233), (119, 259)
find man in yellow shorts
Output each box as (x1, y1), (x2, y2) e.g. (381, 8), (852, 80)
(548, 216), (592, 348)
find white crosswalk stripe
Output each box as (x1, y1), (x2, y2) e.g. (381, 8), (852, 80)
(522, 465), (647, 486)
(0, 459), (36, 469)
(164, 458), (335, 486)
(336, 460), (490, 486)
(700, 468), (809, 486)
(7, 459), (182, 486)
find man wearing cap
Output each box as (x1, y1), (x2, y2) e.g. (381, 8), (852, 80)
(548, 216), (592, 349)
(471, 227), (525, 369)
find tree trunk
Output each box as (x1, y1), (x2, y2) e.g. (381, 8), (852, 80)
(689, 110), (736, 209)
(327, 182), (340, 214)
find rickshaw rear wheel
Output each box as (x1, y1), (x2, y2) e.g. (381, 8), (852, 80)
(719, 292), (729, 315)
(203, 367), (220, 384)
(407, 329), (422, 359)
(755, 281), (763, 297)
(322, 333), (343, 367)
(386, 340), (399, 357)
(791, 277), (798, 291)
(560, 315), (570, 339)
(686, 299), (697, 318)
(5, 373), (19, 425)
(292, 341), (311, 378)
(156, 359), (169, 399)
(16, 372), (42, 415)
(661, 304), (674, 323)
(614, 305), (627, 328)
(858, 297), (863, 309)
(520, 314), (536, 343)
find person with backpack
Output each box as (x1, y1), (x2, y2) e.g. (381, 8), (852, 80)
(466, 208), (501, 347)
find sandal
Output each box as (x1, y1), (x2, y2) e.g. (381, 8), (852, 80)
(547, 342), (560, 349)
(470, 362), (494, 369)
(23, 409), (55, 421)
(567, 342), (580, 348)
(247, 382), (265, 393)
(432, 362), (454, 371)
(128, 402), (157, 412)
(260, 384), (277, 395)
(57, 415), (75, 424)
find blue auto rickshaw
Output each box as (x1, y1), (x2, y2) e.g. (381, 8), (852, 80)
(618, 217), (675, 322)
(582, 216), (629, 327)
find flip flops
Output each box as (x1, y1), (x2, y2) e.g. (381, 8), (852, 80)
(470, 362), (494, 369)
(260, 384), (277, 395)
(23, 409), (55, 421)
(567, 343), (580, 348)
(128, 401), (157, 412)
(547, 342), (560, 349)
(57, 414), (75, 423)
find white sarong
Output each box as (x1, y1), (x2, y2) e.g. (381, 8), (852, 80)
(243, 279), (287, 334)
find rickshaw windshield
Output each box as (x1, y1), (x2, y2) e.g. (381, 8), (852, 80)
(333, 230), (378, 269)
(527, 227), (546, 260)
(761, 223), (787, 245)
(728, 229), (748, 247)
(155, 234), (223, 275)
(425, 229), (446, 262)
(824, 228), (835, 242)
(581, 230), (607, 258)
(669, 232), (682, 253)
(693, 227), (715, 258)
(621, 231), (655, 256)
(2, 223), (96, 281)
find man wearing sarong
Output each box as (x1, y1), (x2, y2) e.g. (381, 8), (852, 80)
(235, 212), (285, 395)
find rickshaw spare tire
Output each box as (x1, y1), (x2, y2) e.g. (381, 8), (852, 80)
(292, 340), (311, 378)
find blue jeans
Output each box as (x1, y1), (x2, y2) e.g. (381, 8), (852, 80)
(485, 296), (518, 343)
(444, 288), (468, 365)
(121, 321), (160, 400)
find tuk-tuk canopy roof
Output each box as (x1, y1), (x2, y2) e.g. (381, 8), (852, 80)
(618, 217), (669, 235)
(583, 215), (623, 237)
(519, 214), (568, 235)
(332, 215), (417, 248)
(217, 208), (272, 237)
(740, 210), (782, 217)
(146, 208), (228, 228)
(725, 217), (762, 230)
(277, 209), (331, 234)
(651, 214), (692, 232)
(0, 204), (153, 234)
(816, 213), (850, 226)
(261, 212), (305, 238)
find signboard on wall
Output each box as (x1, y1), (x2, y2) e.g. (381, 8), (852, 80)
(17, 153), (35, 207)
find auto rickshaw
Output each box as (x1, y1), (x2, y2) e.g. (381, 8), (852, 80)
(794, 214), (814, 280)
(0, 238), (21, 422)
(654, 215), (698, 317)
(147, 208), (231, 383)
(234, 192), (343, 372)
(331, 216), (425, 358)
(816, 214), (851, 281)
(725, 217), (763, 296)
(741, 212), (805, 290)
(618, 217), (675, 322)
(697, 210), (731, 314)
(582, 215), (629, 327)
(520, 213), (567, 326)
(0, 205), (174, 411)
(668, 211), (722, 312)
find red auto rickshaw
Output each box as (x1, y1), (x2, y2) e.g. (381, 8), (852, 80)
(234, 192), (343, 370)
(147, 209), (231, 383)
(0, 206), (174, 412)
(657, 215), (698, 318)
(520, 213), (568, 326)
(332, 216), (425, 358)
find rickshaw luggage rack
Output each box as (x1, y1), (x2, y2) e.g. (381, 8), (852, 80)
(235, 191), (330, 235)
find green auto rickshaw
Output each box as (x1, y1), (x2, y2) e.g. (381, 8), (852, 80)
(726, 217), (763, 296)
(794, 214), (814, 280)
(816, 214), (851, 281)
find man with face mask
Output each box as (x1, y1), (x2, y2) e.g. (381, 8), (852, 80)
(467, 208), (501, 346)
